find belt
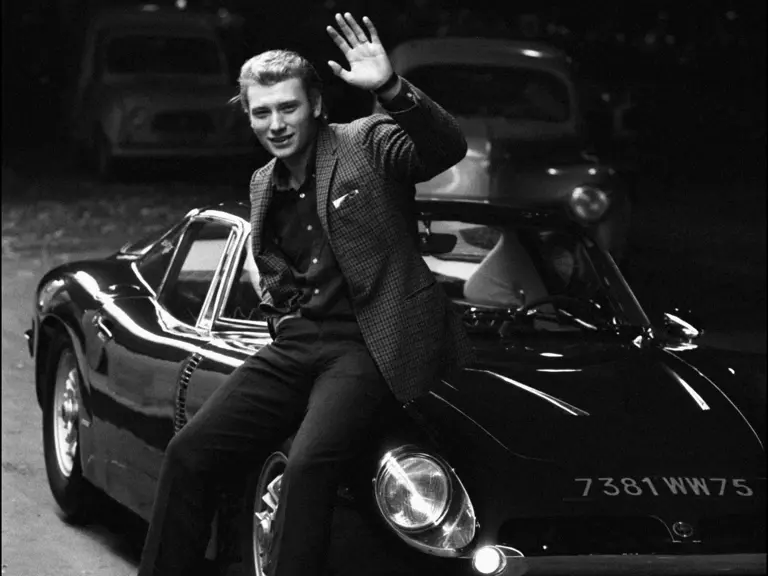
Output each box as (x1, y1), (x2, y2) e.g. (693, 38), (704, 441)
(274, 309), (302, 330)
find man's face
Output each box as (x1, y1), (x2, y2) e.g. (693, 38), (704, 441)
(246, 78), (320, 161)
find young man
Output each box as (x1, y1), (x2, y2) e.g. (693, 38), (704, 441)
(137, 13), (473, 576)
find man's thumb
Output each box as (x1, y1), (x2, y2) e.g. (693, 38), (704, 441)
(328, 61), (349, 81)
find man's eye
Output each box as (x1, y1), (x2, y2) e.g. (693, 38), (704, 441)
(282, 106), (297, 113)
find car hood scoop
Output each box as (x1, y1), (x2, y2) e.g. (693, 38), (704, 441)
(433, 341), (764, 470)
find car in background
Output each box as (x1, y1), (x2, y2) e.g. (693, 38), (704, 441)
(67, 4), (252, 179)
(27, 200), (765, 575)
(383, 38), (633, 262)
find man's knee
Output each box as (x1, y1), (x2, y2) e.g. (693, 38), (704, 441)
(164, 426), (208, 475)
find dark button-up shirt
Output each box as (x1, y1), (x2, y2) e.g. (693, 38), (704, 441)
(263, 150), (355, 321)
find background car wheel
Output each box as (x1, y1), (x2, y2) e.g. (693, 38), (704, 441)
(42, 334), (95, 524)
(241, 451), (288, 576)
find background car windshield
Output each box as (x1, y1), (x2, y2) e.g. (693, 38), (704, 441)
(405, 64), (570, 122)
(104, 34), (223, 75)
(420, 218), (621, 328)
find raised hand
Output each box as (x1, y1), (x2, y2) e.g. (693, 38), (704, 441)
(326, 13), (393, 91)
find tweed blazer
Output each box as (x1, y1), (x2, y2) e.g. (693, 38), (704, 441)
(249, 79), (474, 403)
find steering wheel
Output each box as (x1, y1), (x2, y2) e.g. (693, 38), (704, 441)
(516, 295), (608, 329)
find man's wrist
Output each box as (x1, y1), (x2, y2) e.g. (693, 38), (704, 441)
(373, 72), (401, 102)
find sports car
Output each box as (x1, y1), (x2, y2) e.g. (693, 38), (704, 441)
(27, 199), (765, 575)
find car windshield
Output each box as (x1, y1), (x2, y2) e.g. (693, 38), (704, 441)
(419, 213), (637, 334)
(103, 34), (223, 75)
(405, 64), (571, 122)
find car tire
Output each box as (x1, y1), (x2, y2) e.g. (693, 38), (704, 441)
(241, 450), (288, 576)
(42, 333), (95, 524)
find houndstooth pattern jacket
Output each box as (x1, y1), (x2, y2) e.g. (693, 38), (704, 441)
(249, 79), (474, 403)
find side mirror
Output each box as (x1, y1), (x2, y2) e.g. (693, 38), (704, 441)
(419, 232), (457, 255)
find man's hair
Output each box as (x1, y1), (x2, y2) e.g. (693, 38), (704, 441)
(231, 49), (326, 121)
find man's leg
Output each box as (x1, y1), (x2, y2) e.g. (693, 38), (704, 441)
(138, 339), (314, 576)
(267, 336), (392, 576)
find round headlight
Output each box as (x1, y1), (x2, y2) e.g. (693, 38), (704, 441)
(569, 185), (609, 222)
(128, 107), (148, 128)
(375, 454), (451, 531)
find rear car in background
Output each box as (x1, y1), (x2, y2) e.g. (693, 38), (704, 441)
(385, 38), (633, 262)
(67, 4), (252, 178)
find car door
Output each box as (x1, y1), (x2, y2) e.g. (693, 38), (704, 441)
(90, 213), (243, 518)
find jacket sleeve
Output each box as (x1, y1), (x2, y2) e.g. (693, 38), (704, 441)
(356, 78), (467, 186)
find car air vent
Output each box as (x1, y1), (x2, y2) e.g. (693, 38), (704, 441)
(175, 352), (203, 433)
(698, 515), (766, 553)
(153, 111), (213, 134)
(498, 515), (672, 556)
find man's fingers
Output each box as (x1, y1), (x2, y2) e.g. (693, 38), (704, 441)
(334, 12), (359, 46)
(344, 12), (369, 43)
(362, 16), (381, 45)
(326, 25), (351, 54)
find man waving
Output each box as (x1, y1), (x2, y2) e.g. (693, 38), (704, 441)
(138, 13), (473, 576)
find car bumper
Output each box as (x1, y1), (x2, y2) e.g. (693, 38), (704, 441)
(452, 552), (766, 575)
(24, 326), (34, 357)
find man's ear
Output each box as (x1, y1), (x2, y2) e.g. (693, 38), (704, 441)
(311, 90), (323, 119)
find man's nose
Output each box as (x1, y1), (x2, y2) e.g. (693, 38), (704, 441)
(269, 112), (286, 132)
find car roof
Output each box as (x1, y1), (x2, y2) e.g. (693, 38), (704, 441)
(89, 6), (216, 35)
(390, 37), (570, 75)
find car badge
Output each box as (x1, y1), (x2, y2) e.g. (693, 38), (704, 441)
(672, 521), (695, 539)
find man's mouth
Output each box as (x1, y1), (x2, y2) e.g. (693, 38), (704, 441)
(270, 135), (293, 146)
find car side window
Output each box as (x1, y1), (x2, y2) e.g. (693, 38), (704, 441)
(160, 219), (234, 326)
(220, 237), (265, 322)
(135, 229), (184, 292)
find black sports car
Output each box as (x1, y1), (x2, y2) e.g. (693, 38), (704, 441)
(27, 199), (765, 575)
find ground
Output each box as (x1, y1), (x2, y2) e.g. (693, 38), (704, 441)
(1, 140), (764, 574)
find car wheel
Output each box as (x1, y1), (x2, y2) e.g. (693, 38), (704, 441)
(242, 451), (287, 576)
(42, 334), (94, 524)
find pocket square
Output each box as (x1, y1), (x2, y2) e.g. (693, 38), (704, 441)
(332, 189), (359, 209)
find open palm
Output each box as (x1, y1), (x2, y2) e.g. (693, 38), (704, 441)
(326, 13), (393, 91)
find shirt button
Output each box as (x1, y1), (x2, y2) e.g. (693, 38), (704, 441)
(307, 225), (313, 231)
(312, 258), (318, 264)
(299, 193), (305, 199)
(314, 288), (320, 295)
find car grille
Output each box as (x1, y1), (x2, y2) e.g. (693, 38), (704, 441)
(153, 111), (214, 134)
(498, 516), (672, 556)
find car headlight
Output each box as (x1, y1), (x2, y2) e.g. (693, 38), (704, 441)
(127, 106), (149, 129)
(376, 453), (450, 531)
(374, 447), (476, 556)
(569, 185), (610, 222)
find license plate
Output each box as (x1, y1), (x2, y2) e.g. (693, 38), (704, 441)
(571, 476), (756, 498)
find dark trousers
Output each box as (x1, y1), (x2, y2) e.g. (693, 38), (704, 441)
(137, 317), (391, 576)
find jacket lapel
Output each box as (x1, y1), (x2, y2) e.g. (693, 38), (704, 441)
(249, 158), (276, 255)
(315, 125), (338, 235)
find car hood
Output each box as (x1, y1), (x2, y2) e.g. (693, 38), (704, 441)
(416, 116), (608, 204)
(429, 337), (764, 473)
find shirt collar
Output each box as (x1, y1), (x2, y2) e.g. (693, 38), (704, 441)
(272, 142), (318, 192)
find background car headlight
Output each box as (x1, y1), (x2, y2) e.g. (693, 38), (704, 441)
(128, 106), (149, 129)
(569, 185), (610, 222)
(375, 454), (450, 531)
